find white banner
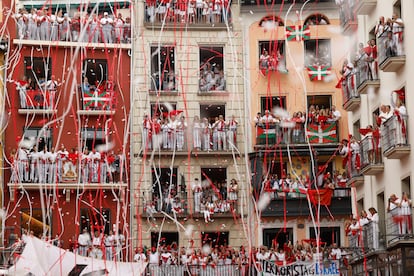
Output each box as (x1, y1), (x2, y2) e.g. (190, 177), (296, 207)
(7, 235), (147, 276)
(260, 260), (340, 276)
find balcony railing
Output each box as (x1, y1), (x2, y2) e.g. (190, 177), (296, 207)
(377, 30), (405, 72)
(260, 188), (352, 217)
(15, 16), (131, 44)
(341, 72), (360, 111)
(354, 54), (379, 93)
(347, 221), (381, 253)
(144, 3), (232, 29)
(381, 114), (408, 154)
(360, 134), (382, 170)
(143, 127), (238, 152)
(256, 122), (338, 146)
(386, 208), (413, 245)
(17, 89), (56, 110)
(145, 264), (247, 276)
(9, 156), (126, 186)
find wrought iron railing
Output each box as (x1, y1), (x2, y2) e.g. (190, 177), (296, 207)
(377, 29), (405, 66)
(381, 115), (408, 153)
(360, 135), (382, 169)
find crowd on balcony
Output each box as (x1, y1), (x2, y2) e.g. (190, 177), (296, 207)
(260, 167), (347, 200)
(341, 99), (407, 175)
(142, 113), (239, 151)
(346, 207), (379, 250)
(199, 60), (226, 92)
(13, 75), (60, 110)
(9, 144), (126, 184)
(254, 104), (340, 145)
(374, 14), (404, 60)
(14, 7), (131, 43)
(145, 0), (231, 25)
(259, 48), (286, 73)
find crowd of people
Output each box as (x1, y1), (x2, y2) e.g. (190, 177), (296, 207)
(199, 59), (226, 92)
(339, 99), (407, 176)
(145, 0), (231, 25)
(133, 240), (348, 272)
(254, 104), (341, 145)
(259, 48), (285, 73)
(340, 13), (404, 99)
(142, 113), (239, 152)
(15, 7), (131, 43)
(9, 144), (126, 184)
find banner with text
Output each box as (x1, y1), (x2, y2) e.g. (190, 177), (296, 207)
(259, 260), (340, 276)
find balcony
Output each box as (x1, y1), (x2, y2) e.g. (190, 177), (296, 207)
(354, 56), (380, 95)
(8, 159), (127, 201)
(142, 126), (239, 156)
(381, 115), (410, 159)
(360, 135), (384, 175)
(347, 221), (384, 257)
(142, 191), (189, 219)
(143, 4), (232, 31)
(338, 1), (358, 35)
(377, 31), (405, 72)
(260, 188), (352, 217)
(341, 75), (360, 111)
(77, 87), (116, 116)
(355, 0), (377, 15)
(386, 209), (413, 246)
(17, 89), (57, 115)
(255, 122), (338, 147)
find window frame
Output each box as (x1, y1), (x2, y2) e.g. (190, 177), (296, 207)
(150, 45), (176, 92)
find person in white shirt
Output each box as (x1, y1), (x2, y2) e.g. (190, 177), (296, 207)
(37, 147), (50, 183)
(329, 105), (341, 122)
(48, 147), (57, 183)
(260, 110), (276, 124)
(38, 8), (50, 41)
(175, 116), (187, 150)
(368, 207), (380, 249)
(192, 178), (203, 213)
(330, 243), (342, 260)
(80, 148), (90, 183)
(391, 13), (404, 55)
(227, 115), (238, 148)
(43, 75), (60, 109)
(77, 228), (91, 256)
(100, 12), (114, 43)
(201, 117), (211, 151)
(134, 247), (147, 262)
(399, 193), (412, 235)
(104, 230), (115, 260)
(27, 9), (38, 40)
(88, 148), (101, 183)
(387, 194), (402, 235)
(149, 247), (159, 265)
(394, 101), (407, 145)
(213, 115), (227, 150)
(115, 230), (125, 261)
(114, 13), (124, 43)
(29, 146), (39, 183)
(56, 144), (68, 182)
(90, 231), (103, 259)
(167, 115), (177, 150)
(89, 13), (100, 43)
(17, 147), (29, 183)
(142, 114), (152, 150)
(193, 116), (202, 150)
(359, 210), (370, 227)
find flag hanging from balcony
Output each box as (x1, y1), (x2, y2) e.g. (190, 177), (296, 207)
(307, 188), (334, 206)
(285, 25), (310, 41)
(306, 123), (337, 143)
(306, 65), (331, 81)
(82, 89), (112, 109)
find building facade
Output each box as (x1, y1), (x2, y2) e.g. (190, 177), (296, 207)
(240, 0), (353, 253)
(2, 0), (132, 259)
(339, 0), (414, 275)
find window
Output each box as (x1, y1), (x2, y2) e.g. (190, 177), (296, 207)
(80, 208), (111, 234)
(201, 232), (229, 247)
(265, 161), (287, 179)
(303, 13), (330, 26)
(152, 168), (180, 212)
(402, 176), (411, 197)
(353, 119), (361, 141)
(150, 45), (176, 91)
(200, 104), (225, 124)
(199, 46), (225, 92)
(150, 102), (177, 119)
(260, 96), (286, 114)
(304, 39), (331, 67)
(23, 127), (52, 151)
(263, 228), (293, 249)
(82, 59), (108, 86)
(151, 232), (179, 248)
(80, 128), (106, 151)
(201, 168), (227, 199)
(21, 208), (51, 237)
(24, 57), (52, 89)
(309, 226), (341, 247)
(307, 95), (332, 110)
(259, 41), (286, 72)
